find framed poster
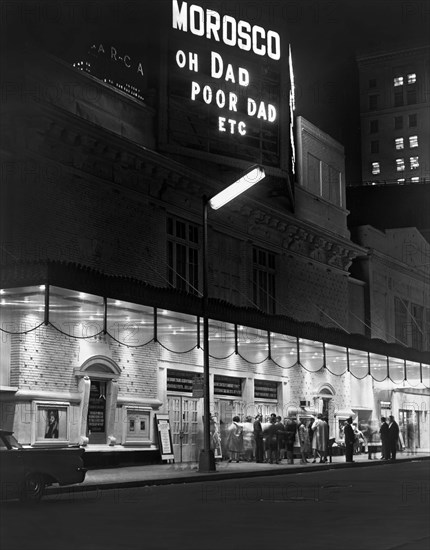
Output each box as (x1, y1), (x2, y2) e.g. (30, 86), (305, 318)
(32, 401), (70, 445)
(155, 414), (174, 461)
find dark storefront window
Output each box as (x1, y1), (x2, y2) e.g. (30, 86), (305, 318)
(252, 247), (276, 314)
(167, 216), (199, 295)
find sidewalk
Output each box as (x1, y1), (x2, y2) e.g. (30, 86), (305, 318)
(47, 451), (430, 496)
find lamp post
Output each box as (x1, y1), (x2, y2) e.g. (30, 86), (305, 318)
(198, 165), (266, 473)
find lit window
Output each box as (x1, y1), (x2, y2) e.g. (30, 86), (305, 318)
(407, 73), (416, 84)
(394, 76), (404, 86)
(395, 138), (404, 150)
(409, 135), (418, 148)
(411, 177), (419, 183)
(397, 178), (405, 184)
(372, 162), (380, 175)
(396, 159), (405, 172)
(410, 156), (419, 170)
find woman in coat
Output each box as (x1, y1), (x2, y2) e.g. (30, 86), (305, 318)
(226, 416), (244, 462)
(311, 414), (328, 463)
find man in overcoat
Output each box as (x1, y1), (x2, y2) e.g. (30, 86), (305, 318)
(344, 417), (355, 463)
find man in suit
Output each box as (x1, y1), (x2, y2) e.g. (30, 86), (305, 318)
(344, 417), (355, 463)
(380, 417), (389, 460)
(388, 415), (400, 460)
(253, 414), (264, 463)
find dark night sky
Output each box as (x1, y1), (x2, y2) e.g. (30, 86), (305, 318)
(2, 0), (430, 183)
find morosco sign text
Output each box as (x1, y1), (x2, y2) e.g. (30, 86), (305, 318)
(171, 0), (281, 136)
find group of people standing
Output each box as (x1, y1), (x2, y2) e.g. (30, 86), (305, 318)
(225, 413), (330, 465)
(343, 415), (400, 462)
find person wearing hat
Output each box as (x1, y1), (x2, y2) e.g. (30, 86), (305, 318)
(344, 417), (355, 463)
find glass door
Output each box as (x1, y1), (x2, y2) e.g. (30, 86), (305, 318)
(167, 396), (199, 462)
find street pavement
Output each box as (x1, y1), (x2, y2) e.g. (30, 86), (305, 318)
(47, 450), (430, 495)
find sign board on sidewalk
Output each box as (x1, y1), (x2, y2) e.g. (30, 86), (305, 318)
(155, 414), (174, 461)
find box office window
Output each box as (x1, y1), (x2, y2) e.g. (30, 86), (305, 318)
(214, 375), (243, 397)
(254, 379), (278, 400)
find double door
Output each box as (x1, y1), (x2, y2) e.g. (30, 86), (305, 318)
(167, 396), (200, 462)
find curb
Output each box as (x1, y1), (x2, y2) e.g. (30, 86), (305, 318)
(46, 455), (430, 497)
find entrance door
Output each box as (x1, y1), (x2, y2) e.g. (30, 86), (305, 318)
(167, 396), (199, 462)
(399, 409), (420, 450)
(87, 380), (107, 444)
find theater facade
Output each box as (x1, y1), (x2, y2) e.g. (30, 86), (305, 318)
(1, 1), (429, 462)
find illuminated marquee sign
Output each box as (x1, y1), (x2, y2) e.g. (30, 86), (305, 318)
(167, 0), (287, 167)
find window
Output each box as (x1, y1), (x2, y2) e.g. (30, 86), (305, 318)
(411, 177), (420, 183)
(252, 247), (276, 314)
(394, 91), (403, 107)
(370, 140), (379, 154)
(396, 158), (405, 172)
(394, 116), (403, 129)
(393, 76), (404, 86)
(409, 114), (417, 127)
(397, 178), (405, 184)
(370, 120), (379, 133)
(395, 297), (408, 345)
(411, 303), (423, 349)
(369, 78), (377, 88)
(167, 216), (199, 294)
(369, 95), (378, 110)
(407, 89), (417, 104)
(407, 73), (416, 84)
(372, 162), (380, 175)
(395, 138), (404, 150)
(410, 156), (419, 170)
(409, 135), (418, 148)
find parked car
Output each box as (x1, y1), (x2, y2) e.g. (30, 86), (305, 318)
(0, 429), (87, 502)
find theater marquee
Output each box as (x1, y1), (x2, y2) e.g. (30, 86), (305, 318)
(161, 0), (292, 169)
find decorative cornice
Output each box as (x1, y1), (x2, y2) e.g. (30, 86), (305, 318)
(242, 210), (363, 271)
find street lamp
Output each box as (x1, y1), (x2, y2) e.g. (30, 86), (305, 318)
(199, 165), (266, 472)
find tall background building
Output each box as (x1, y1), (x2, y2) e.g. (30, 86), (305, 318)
(358, 45), (430, 185)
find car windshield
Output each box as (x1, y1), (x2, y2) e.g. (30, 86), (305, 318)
(1, 434), (23, 450)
